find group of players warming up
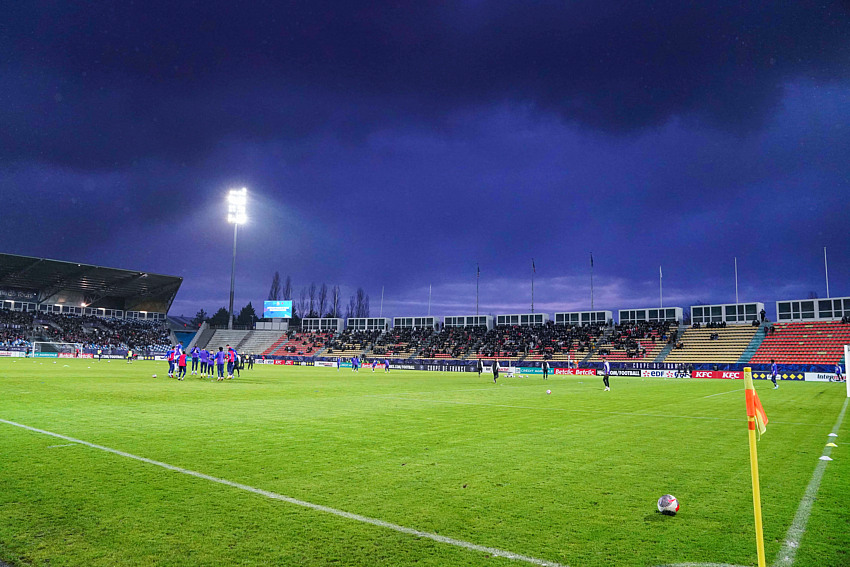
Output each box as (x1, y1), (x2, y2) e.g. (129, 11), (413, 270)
(164, 343), (251, 381)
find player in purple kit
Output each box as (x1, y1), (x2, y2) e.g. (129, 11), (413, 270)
(384, 359), (390, 373)
(770, 359), (778, 389)
(215, 347), (226, 381)
(190, 346), (200, 375)
(371, 359), (378, 372)
(167, 346), (176, 378)
(199, 348), (209, 377)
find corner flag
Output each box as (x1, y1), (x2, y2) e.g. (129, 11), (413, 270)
(744, 367), (767, 567)
(745, 371), (768, 438)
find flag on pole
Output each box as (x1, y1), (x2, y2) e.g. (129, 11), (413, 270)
(659, 266), (662, 279)
(744, 367), (768, 567)
(477, 264), (480, 278)
(532, 258), (536, 273)
(590, 253), (594, 267)
(745, 370), (768, 439)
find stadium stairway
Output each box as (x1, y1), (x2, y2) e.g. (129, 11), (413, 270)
(237, 330), (287, 355)
(737, 322), (770, 364)
(192, 324), (216, 350)
(187, 322), (209, 350)
(654, 326), (684, 362)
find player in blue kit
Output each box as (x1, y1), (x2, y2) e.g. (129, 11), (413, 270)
(770, 359), (779, 389)
(384, 358), (390, 373)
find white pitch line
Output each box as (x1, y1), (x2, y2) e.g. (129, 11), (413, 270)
(773, 396), (849, 567)
(0, 418), (567, 567)
(703, 388), (744, 398)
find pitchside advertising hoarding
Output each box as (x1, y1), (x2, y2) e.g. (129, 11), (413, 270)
(554, 368), (597, 375)
(263, 300), (292, 319)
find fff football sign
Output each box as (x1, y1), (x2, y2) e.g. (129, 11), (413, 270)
(263, 300), (292, 318)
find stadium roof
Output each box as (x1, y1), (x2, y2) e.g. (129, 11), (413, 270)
(0, 253), (182, 313)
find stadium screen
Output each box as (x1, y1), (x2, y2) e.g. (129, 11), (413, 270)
(263, 300), (292, 319)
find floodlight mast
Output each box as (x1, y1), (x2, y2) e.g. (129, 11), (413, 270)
(227, 188), (247, 330)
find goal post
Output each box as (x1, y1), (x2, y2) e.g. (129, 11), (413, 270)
(845, 345), (849, 398)
(31, 342), (84, 357)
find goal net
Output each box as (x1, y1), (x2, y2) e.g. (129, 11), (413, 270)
(31, 342), (83, 357)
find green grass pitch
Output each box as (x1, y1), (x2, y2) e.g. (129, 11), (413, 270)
(0, 358), (847, 567)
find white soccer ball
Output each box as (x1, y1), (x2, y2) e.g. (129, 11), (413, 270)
(657, 494), (679, 515)
(546, 389), (551, 394)
(152, 374), (157, 378)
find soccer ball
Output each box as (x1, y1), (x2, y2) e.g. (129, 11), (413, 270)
(546, 389), (551, 394)
(152, 374), (157, 378)
(657, 494), (679, 515)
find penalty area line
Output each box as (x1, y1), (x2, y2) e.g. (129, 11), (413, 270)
(0, 418), (567, 567)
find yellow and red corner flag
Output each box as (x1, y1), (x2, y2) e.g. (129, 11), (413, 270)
(745, 369), (768, 438)
(744, 367), (768, 567)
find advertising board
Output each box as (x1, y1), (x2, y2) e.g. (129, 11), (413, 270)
(640, 369), (679, 378)
(554, 368), (597, 375)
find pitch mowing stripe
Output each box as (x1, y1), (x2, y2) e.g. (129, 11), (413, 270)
(702, 388), (744, 398)
(773, 396), (849, 567)
(373, 395), (824, 427)
(0, 418), (568, 567)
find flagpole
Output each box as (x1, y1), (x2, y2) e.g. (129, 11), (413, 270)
(660, 266), (663, 309)
(744, 367), (767, 567)
(428, 284), (431, 316)
(735, 256), (738, 304)
(824, 247), (830, 299)
(380, 286), (384, 318)
(476, 264), (480, 316)
(531, 258), (535, 314)
(590, 253), (594, 310)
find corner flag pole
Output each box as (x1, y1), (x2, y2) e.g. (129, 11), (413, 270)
(744, 367), (767, 567)
(590, 253), (594, 310)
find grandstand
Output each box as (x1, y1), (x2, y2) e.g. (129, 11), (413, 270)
(3, 255), (846, 370)
(663, 323), (759, 364)
(263, 331), (333, 357)
(0, 253), (181, 353)
(372, 327), (435, 358)
(749, 321), (850, 364)
(586, 321), (675, 362)
(323, 329), (383, 358)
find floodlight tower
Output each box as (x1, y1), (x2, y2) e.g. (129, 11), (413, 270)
(227, 188), (247, 330)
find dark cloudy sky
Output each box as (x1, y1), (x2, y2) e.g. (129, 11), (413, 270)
(2, 2), (849, 319)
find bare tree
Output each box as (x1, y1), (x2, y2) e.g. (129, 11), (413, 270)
(345, 294), (357, 319)
(317, 283), (328, 317)
(297, 287), (308, 319)
(331, 285), (341, 318)
(268, 271), (282, 301)
(308, 282), (317, 317)
(354, 288), (370, 317)
(283, 276), (293, 300)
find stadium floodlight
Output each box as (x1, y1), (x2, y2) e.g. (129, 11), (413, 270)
(227, 188), (247, 330)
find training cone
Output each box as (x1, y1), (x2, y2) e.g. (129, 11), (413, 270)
(819, 456), (833, 461)
(826, 443), (838, 447)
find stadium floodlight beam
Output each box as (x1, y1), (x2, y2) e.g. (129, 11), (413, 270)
(227, 187), (248, 330)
